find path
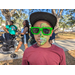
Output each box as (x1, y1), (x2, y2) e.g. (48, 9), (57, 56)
(0, 42), (31, 61)
(20, 39), (75, 52)
(54, 39), (75, 51)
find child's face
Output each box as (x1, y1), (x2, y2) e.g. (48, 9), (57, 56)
(33, 20), (53, 46)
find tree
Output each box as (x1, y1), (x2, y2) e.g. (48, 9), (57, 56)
(65, 9), (75, 28)
(67, 17), (75, 28)
(12, 10), (28, 30)
(59, 14), (73, 31)
(1, 9), (16, 25)
(59, 22), (69, 31)
(1, 9), (26, 25)
(51, 9), (63, 33)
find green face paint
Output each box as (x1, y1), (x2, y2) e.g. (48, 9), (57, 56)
(40, 31), (47, 45)
(40, 23), (50, 45)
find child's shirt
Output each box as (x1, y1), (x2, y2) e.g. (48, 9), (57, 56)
(22, 44), (66, 65)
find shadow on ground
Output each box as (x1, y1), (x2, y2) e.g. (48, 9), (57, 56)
(55, 40), (75, 65)
(0, 58), (22, 65)
(65, 51), (75, 65)
(54, 39), (75, 51)
(54, 42), (68, 51)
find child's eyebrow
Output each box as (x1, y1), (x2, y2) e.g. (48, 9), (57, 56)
(42, 26), (51, 27)
(34, 26), (39, 27)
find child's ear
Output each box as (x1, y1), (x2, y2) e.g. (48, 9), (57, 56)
(50, 30), (53, 37)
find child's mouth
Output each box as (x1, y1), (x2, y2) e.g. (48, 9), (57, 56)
(38, 39), (42, 42)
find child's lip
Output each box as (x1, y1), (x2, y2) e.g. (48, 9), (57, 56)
(37, 39), (42, 42)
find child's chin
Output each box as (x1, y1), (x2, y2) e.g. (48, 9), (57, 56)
(37, 42), (44, 46)
(37, 43), (41, 46)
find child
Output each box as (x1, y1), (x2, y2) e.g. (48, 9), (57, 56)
(22, 12), (66, 65)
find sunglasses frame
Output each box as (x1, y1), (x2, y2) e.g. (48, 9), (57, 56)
(31, 27), (53, 35)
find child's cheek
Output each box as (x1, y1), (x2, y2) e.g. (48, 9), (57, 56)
(40, 37), (47, 45)
(40, 32), (48, 45)
(39, 23), (50, 45)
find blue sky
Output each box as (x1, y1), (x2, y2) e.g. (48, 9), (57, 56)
(0, 9), (68, 21)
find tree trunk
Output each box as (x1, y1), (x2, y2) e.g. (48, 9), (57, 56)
(5, 16), (11, 25)
(1, 9), (16, 25)
(63, 27), (65, 31)
(54, 18), (60, 34)
(52, 9), (63, 34)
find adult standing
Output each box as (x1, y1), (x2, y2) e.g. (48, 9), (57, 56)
(15, 20), (29, 52)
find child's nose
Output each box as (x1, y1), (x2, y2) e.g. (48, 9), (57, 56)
(40, 31), (43, 37)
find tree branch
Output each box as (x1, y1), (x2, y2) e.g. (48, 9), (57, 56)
(52, 9), (56, 16)
(59, 9), (63, 17)
(1, 9), (5, 16)
(57, 9), (59, 17)
(10, 9), (16, 17)
(5, 9), (9, 12)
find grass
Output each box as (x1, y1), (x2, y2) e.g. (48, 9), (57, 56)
(55, 32), (75, 40)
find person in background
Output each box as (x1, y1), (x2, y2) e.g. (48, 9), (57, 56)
(0, 21), (17, 42)
(15, 20), (29, 52)
(30, 29), (36, 45)
(49, 32), (55, 44)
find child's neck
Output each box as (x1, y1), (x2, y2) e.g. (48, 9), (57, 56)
(37, 42), (51, 48)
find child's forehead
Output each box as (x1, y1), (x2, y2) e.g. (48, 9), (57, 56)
(33, 21), (51, 27)
(41, 23), (50, 27)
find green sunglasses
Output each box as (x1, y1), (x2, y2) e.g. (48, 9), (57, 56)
(31, 27), (53, 35)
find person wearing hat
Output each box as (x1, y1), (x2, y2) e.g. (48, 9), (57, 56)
(22, 12), (66, 65)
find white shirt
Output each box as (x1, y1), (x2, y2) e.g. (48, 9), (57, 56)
(21, 27), (28, 38)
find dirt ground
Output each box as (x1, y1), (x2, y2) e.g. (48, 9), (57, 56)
(0, 58), (22, 65)
(65, 50), (75, 65)
(0, 32), (75, 65)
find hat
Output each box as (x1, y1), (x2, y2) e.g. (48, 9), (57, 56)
(30, 12), (57, 29)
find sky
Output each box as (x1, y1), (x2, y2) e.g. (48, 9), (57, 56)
(0, 9), (69, 21)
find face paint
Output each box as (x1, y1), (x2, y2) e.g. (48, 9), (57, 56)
(40, 31), (47, 45)
(40, 23), (50, 45)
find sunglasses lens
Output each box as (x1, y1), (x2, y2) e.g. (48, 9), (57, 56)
(33, 28), (39, 33)
(43, 29), (50, 34)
